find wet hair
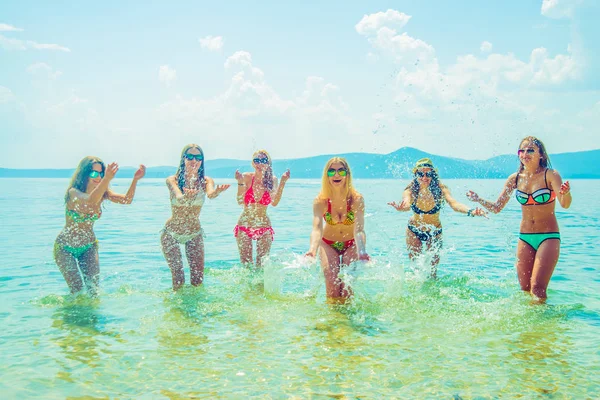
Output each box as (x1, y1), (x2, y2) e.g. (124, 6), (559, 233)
(518, 136), (552, 172)
(64, 156), (106, 203)
(319, 157), (357, 201)
(252, 149), (273, 191)
(176, 144), (206, 191)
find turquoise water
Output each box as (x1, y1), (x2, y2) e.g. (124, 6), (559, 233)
(1, 178), (599, 398)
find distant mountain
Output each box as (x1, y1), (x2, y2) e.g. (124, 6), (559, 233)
(1, 147), (599, 179)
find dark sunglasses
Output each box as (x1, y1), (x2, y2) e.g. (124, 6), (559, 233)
(416, 171), (434, 178)
(327, 168), (347, 177)
(517, 148), (536, 155)
(89, 170), (105, 179)
(253, 157), (269, 164)
(184, 153), (204, 161)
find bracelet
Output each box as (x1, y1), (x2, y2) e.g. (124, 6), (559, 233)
(467, 208), (475, 217)
(238, 183), (246, 186)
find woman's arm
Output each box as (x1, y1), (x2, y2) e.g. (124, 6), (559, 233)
(205, 176), (231, 199)
(388, 188), (412, 212)
(353, 195), (369, 260)
(235, 171), (250, 205)
(466, 173), (517, 214)
(271, 169), (290, 206)
(306, 198), (325, 257)
(69, 162), (118, 205)
(106, 164), (146, 204)
(549, 170), (572, 209)
(442, 185), (487, 217)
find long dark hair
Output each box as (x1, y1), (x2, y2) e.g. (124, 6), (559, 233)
(406, 170), (444, 204)
(176, 144), (206, 191)
(518, 136), (552, 173)
(253, 149), (273, 191)
(64, 156), (106, 203)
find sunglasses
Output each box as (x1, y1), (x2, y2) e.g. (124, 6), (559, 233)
(89, 170), (105, 179)
(416, 171), (434, 178)
(184, 153), (204, 161)
(517, 148), (536, 155)
(327, 168), (348, 177)
(253, 157), (269, 164)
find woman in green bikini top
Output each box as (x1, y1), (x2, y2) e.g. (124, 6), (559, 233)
(53, 156), (146, 296)
(306, 157), (369, 302)
(467, 136), (572, 302)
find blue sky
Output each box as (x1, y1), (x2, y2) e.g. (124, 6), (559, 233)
(1, 0), (599, 168)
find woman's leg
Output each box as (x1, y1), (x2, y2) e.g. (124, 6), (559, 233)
(406, 228), (423, 260)
(161, 230), (185, 290)
(516, 239), (536, 293)
(530, 239), (560, 300)
(185, 234), (205, 286)
(78, 243), (100, 296)
(255, 231), (273, 268)
(426, 233), (443, 279)
(236, 229), (254, 266)
(54, 242), (84, 294)
(319, 243), (346, 299)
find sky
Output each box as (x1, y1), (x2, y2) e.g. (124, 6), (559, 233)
(1, 0), (599, 169)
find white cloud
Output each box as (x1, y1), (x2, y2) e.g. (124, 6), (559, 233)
(0, 23), (23, 32)
(480, 41), (493, 53)
(153, 52), (360, 160)
(0, 34), (70, 52)
(541, 0), (582, 19)
(0, 86), (15, 103)
(225, 51), (253, 69)
(159, 65), (177, 87)
(355, 10), (411, 35)
(199, 35), (224, 51)
(370, 27), (436, 65)
(26, 62), (62, 79)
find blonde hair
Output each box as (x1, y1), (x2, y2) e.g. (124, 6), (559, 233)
(319, 157), (357, 200)
(65, 156), (106, 203)
(252, 149), (273, 191)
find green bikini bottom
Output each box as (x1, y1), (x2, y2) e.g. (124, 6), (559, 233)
(519, 232), (560, 251)
(55, 240), (98, 258)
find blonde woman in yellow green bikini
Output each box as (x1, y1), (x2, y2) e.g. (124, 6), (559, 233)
(54, 156), (146, 295)
(467, 136), (572, 301)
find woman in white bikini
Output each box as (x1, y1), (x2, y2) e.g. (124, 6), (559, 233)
(160, 144), (230, 291)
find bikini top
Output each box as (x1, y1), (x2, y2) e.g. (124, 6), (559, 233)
(171, 190), (206, 207)
(411, 192), (442, 215)
(66, 208), (101, 223)
(244, 176), (272, 206)
(515, 169), (556, 206)
(324, 198), (355, 226)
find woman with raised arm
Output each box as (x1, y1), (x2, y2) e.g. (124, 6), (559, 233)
(388, 158), (486, 278)
(467, 137), (572, 301)
(306, 157), (369, 301)
(54, 156), (146, 295)
(234, 150), (290, 268)
(161, 144), (230, 291)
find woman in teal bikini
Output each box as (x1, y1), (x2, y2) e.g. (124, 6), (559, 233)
(54, 156), (146, 295)
(306, 157), (369, 301)
(160, 144), (230, 291)
(388, 158), (487, 278)
(467, 136), (572, 301)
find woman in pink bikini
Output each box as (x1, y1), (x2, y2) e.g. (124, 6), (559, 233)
(161, 144), (230, 290)
(234, 150), (290, 267)
(306, 157), (369, 301)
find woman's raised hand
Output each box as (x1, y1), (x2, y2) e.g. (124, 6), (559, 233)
(105, 162), (119, 181)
